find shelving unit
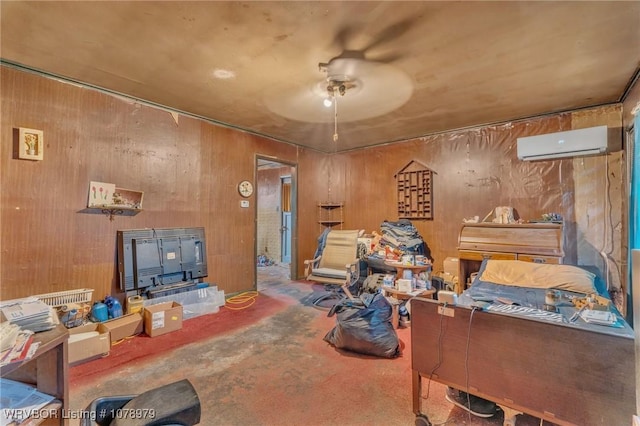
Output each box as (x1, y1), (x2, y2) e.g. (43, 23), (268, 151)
(80, 206), (142, 221)
(395, 160), (433, 220)
(317, 202), (344, 230)
(85, 183), (144, 221)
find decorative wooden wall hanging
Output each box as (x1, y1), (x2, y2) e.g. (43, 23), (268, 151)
(395, 160), (433, 220)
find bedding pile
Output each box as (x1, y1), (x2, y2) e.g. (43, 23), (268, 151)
(478, 260), (597, 294)
(459, 259), (633, 334)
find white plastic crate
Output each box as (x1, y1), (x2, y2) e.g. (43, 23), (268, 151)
(34, 288), (94, 308)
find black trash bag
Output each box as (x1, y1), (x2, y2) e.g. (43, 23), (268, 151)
(323, 292), (401, 358)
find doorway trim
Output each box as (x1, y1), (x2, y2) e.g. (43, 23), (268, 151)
(255, 155), (298, 286)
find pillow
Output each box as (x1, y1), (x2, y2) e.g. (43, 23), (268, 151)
(479, 260), (597, 294)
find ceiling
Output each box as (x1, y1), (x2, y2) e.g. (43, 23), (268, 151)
(2, 1), (639, 153)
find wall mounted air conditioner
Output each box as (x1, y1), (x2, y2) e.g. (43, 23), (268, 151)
(517, 125), (608, 161)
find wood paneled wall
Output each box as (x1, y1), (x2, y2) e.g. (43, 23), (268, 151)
(0, 67), (328, 301)
(1, 66), (629, 308)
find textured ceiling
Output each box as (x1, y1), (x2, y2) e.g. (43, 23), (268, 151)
(2, 1), (639, 153)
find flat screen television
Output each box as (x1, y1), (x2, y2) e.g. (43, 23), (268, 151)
(117, 227), (208, 292)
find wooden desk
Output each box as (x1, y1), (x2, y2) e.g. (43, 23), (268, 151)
(411, 297), (635, 426)
(1, 324), (69, 426)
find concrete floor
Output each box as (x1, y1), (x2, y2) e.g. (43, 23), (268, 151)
(69, 265), (552, 426)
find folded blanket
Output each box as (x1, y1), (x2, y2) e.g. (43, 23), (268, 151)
(479, 260), (597, 294)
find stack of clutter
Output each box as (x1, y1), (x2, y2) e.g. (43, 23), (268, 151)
(0, 297), (57, 367)
(58, 303), (91, 328)
(256, 254), (275, 267)
(366, 219), (433, 267)
(398, 304), (411, 328)
(0, 298), (57, 332)
(35, 288), (94, 329)
(0, 322), (36, 367)
(379, 219), (428, 256)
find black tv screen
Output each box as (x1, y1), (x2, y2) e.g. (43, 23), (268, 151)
(117, 227), (208, 292)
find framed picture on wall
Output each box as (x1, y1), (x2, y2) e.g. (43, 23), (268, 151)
(17, 127), (44, 161)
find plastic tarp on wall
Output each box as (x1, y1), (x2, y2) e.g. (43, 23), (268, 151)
(338, 106), (625, 296)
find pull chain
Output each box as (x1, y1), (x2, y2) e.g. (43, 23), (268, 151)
(333, 94), (339, 142)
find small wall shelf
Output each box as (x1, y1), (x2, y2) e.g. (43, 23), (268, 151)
(318, 202), (344, 229)
(80, 206), (143, 221)
(85, 182), (144, 221)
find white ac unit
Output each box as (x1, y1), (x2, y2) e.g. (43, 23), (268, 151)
(517, 125), (608, 161)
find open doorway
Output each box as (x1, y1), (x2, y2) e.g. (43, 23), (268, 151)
(256, 157), (296, 291)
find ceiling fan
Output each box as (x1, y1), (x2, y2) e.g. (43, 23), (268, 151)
(264, 57), (413, 139)
(263, 19), (417, 142)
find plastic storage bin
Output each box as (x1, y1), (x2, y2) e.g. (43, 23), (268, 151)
(143, 285), (225, 320)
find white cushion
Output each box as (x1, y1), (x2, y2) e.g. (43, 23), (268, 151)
(311, 267), (347, 279)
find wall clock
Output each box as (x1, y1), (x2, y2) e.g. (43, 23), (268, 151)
(238, 180), (254, 198)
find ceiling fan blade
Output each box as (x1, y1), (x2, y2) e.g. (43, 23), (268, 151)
(326, 17), (418, 65)
(360, 17), (419, 56)
(367, 52), (405, 64)
(331, 25), (355, 52)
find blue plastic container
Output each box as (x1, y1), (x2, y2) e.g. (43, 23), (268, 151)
(91, 302), (108, 322)
(104, 296), (123, 319)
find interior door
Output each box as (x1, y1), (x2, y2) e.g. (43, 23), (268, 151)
(281, 212), (291, 263)
(281, 177), (292, 264)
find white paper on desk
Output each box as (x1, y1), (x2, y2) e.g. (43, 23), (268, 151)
(579, 309), (617, 326)
(0, 300), (57, 332)
(0, 378), (54, 425)
(0, 322), (20, 352)
(0, 299), (49, 321)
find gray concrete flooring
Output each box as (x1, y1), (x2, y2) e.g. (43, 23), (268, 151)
(68, 265), (552, 426)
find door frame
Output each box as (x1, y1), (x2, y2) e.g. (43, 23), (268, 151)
(255, 155), (298, 284)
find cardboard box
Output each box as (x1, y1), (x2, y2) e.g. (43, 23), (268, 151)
(68, 322), (110, 364)
(143, 302), (183, 337)
(396, 279), (412, 292)
(101, 313), (143, 345)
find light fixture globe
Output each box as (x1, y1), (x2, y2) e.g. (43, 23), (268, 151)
(263, 58), (413, 124)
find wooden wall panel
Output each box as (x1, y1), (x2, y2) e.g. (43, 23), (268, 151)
(1, 66), (628, 308)
(1, 67), (329, 301)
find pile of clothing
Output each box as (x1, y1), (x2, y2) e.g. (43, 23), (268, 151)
(377, 219), (432, 260)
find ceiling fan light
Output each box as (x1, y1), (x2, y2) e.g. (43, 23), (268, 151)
(323, 97), (333, 108)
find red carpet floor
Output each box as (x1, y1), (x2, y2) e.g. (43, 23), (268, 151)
(70, 291), (291, 388)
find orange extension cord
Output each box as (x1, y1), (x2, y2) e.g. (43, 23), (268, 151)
(224, 291), (259, 310)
